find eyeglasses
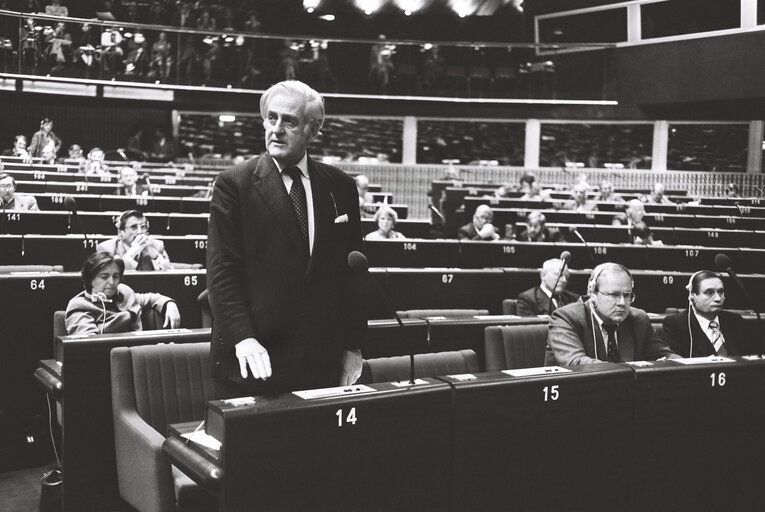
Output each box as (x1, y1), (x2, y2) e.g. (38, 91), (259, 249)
(597, 290), (636, 303)
(0, 184), (14, 190)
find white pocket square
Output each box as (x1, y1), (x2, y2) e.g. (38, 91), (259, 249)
(334, 214), (349, 224)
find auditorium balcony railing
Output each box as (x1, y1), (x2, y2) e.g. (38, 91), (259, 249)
(0, 10), (614, 102)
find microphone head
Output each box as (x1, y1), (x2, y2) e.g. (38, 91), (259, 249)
(715, 253), (732, 271)
(63, 195), (77, 213)
(347, 251), (369, 273)
(560, 250), (571, 263)
(142, 173), (151, 183)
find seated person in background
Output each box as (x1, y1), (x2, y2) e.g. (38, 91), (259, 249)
(97, 210), (172, 270)
(612, 199), (646, 232)
(65, 251), (180, 335)
(632, 221), (662, 245)
(458, 204), (499, 241)
(355, 174), (375, 205)
(545, 262), (678, 365)
(495, 172), (534, 198)
(517, 258), (579, 316)
(83, 147), (109, 176)
(662, 270), (755, 357)
(594, 179), (625, 203)
(562, 182), (598, 212)
(40, 141), (58, 165)
(1, 135), (29, 158)
(115, 166), (148, 196)
(647, 182), (675, 205)
(0, 172), (39, 211)
(365, 205), (405, 240)
(520, 181), (552, 201)
(60, 143), (85, 166)
(516, 211), (561, 242)
(724, 182), (740, 198)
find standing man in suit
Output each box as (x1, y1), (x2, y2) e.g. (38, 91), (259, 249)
(207, 80), (366, 397)
(516, 258), (579, 316)
(662, 270), (755, 357)
(545, 262), (677, 365)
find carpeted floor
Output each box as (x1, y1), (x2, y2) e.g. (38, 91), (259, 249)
(0, 463), (52, 512)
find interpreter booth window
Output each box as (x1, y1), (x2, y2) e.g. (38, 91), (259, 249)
(416, 120), (525, 165)
(177, 114), (403, 163)
(641, 0), (741, 39)
(539, 123), (653, 169)
(667, 123), (748, 172)
(537, 8), (628, 44)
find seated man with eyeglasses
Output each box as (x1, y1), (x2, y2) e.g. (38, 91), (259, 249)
(0, 172), (39, 211)
(96, 209), (172, 271)
(545, 262), (678, 366)
(662, 270), (756, 358)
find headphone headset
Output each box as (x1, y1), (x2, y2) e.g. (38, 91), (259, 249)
(86, 291), (113, 334)
(587, 263), (634, 303)
(685, 270), (704, 358)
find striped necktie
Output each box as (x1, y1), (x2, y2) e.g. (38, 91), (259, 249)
(709, 321), (729, 356)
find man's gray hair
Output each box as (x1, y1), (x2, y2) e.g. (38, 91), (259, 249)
(259, 80), (325, 133)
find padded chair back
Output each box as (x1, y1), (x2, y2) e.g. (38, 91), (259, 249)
(484, 324), (549, 371)
(358, 349), (480, 384)
(53, 311), (66, 361)
(502, 299), (518, 316)
(396, 309), (489, 319)
(112, 342), (214, 433)
(111, 342), (214, 512)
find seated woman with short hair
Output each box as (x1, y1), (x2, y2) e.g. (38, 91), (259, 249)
(65, 251), (181, 335)
(365, 205), (406, 240)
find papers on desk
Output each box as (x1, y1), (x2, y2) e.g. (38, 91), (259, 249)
(673, 355), (735, 365)
(294, 384), (376, 400)
(624, 361), (654, 367)
(131, 328), (192, 336)
(473, 315), (521, 321)
(448, 373), (477, 381)
(391, 379), (429, 387)
(181, 430), (221, 452)
(503, 366), (571, 377)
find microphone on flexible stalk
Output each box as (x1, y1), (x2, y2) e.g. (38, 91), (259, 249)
(715, 253), (762, 358)
(64, 195), (90, 247)
(348, 251), (416, 384)
(570, 227), (596, 268)
(548, 251), (571, 315)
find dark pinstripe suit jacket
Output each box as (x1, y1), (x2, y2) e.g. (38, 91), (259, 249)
(206, 153), (366, 391)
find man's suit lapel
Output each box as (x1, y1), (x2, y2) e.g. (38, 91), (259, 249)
(688, 311), (715, 356)
(583, 303), (605, 360)
(252, 155), (309, 264)
(535, 287), (551, 315)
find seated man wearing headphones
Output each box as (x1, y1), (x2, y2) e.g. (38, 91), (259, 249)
(96, 210), (172, 271)
(545, 262), (678, 366)
(662, 270), (755, 358)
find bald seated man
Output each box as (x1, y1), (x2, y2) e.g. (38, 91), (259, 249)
(458, 204), (499, 241)
(545, 262), (678, 365)
(516, 258), (579, 316)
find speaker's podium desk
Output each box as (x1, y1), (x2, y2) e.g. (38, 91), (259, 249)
(166, 380), (453, 512)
